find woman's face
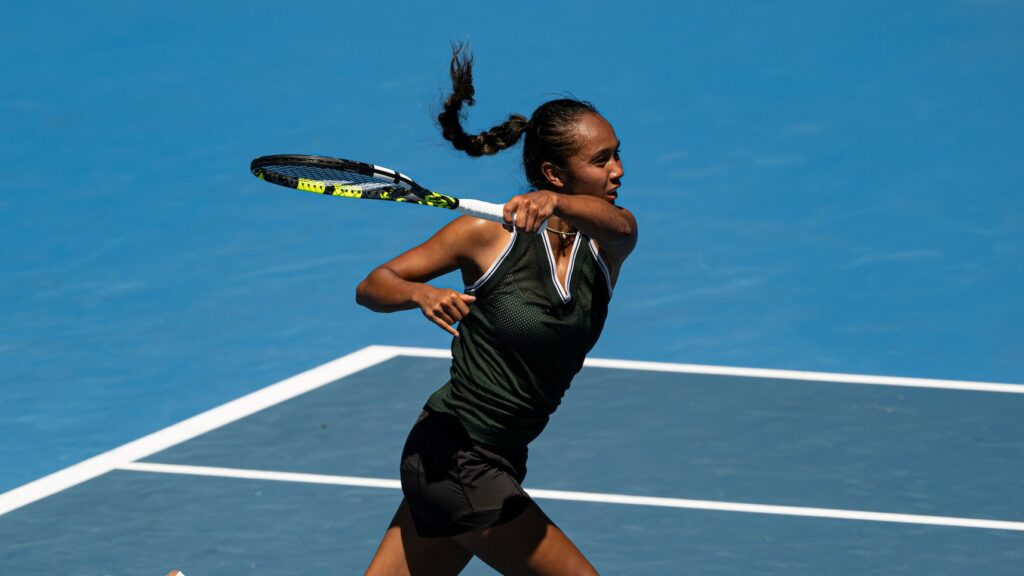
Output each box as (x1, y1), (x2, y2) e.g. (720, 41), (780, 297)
(558, 113), (624, 204)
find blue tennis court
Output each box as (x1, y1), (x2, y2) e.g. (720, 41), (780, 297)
(2, 1), (1022, 574)
(2, 347), (1022, 574)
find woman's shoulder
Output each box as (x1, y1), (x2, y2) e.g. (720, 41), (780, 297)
(427, 215), (511, 264)
(431, 216), (512, 286)
(438, 215), (512, 247)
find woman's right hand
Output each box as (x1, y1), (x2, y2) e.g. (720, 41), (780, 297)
(412, 285), (476, 337)
(502, 190), (559, 234)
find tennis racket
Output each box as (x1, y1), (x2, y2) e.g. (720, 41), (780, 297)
(251, 154), (537, 227)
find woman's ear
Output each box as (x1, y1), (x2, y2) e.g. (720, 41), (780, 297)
(541, 161), (565, 189)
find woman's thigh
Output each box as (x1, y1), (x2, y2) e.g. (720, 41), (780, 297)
(453, 502), (598, 576)
(365, 500), (473, 576)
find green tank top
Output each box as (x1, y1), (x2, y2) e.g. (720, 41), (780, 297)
(426, 228), (613, 447)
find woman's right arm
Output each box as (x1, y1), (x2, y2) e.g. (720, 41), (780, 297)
(355, 216), (501, 336)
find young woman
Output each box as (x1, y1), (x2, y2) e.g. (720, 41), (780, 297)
(359, 45), (637, 576)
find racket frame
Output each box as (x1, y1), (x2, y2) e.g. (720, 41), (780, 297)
(250, 154), (534, 226)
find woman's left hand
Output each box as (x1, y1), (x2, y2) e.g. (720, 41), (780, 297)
(502, 190), (558, 233)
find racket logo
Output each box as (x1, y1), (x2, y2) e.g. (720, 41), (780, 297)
(296, 178), (328, 193)
(422, 191), (458, 209)
(296, 178), (364, 199)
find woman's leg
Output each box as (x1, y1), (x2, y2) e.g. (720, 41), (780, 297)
(364, 499), (474, 576)
(453, 502), (598, 576)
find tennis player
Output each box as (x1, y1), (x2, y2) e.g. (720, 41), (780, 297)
(359, 45), (637, 575)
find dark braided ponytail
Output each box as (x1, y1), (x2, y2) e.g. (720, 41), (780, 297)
(438, 44), (600, 190)
(437, 44), (528, 157)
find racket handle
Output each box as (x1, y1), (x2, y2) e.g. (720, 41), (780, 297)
(455, 199), (548, 230)
(454, 199), (505, 222)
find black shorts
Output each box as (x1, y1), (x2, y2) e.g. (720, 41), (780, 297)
(399, 408), (533, 538)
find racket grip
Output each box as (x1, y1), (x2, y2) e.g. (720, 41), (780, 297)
(455, 199), (548, 230)
(454, 199), (505, 223)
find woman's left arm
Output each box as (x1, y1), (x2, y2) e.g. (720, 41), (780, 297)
(502, 190), (638, 267)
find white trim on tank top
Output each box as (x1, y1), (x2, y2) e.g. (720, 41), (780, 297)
(542, 229), (582, 303)
(588, 239), (614, 297)
(465, 228), (518, 293)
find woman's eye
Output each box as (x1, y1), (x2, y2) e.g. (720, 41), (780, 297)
(594, 150), (621, 166)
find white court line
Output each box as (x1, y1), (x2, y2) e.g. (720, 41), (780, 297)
(118, 461), (1024, 533)
(0, 346), (402, 517)
(581, 358), (1024, 394)
(120, 461), (402, 490)
(380, 345), (1024, 393)
(2, 344), (1021, 518)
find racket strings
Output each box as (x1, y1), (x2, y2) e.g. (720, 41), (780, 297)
(265, 163), (412, 192)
